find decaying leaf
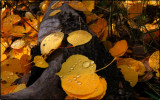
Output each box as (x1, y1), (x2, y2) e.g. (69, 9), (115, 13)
(117, 58), (146, 76)
(149, 51), (159, 71)
(109, 40), (128, 57)
(33, 56), (48, 68)
(127, 3), (143, 19)
(118, 65), (138, 87)
(56, 54), (96, 78)
(49, 10), (61, 16)
(51, 1), (64, 9)
(40, 31), (64, 55)
(67, 30), (92, 46)
(11, 39), (25, 49)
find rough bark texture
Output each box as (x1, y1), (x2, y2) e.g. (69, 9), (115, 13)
(1, 1), (137, 99)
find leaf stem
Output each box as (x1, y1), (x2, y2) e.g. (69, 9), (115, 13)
(95, 57), (117, 72)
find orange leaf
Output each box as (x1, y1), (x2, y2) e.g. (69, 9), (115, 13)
(51, 1), (64, 9)
(20, 54), (31, 73)
(109, 40), (128, 57)
(149, 51), (159, 71)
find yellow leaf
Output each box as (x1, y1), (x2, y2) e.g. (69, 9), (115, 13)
(1, 71), (19, 93)
(82, 0), (95, 12)
(117, 58), (146, 76)
(51, 1), (64, 9)
(62, 73), (100, 95)
(12, 84), (26, 93)
(40, 31), (64, 55)
(1, 54), (7, 62)
(109, 40), (128, 57)
(149, 51), (159, 71)
(68, 1), (88, 11)
(65, 77), (106, 99)
(11, 39), (25, 49)
(56, 54), (96, 78)
(67, 30), (92, 46)
(49, 10), (61, 16)
(118, 65), (138, 87)
(33, 56), (48, 68)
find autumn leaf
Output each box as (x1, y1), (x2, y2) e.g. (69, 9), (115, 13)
(1, 58), (23, 73)
(109, 40), (128, 57)
(11, 39), (25, 49)
(33, 56), (48, 68)
(40, 31), (64, 55)
(49, 10), (61, 16)
(57, 54), (107, 99)
(118, 65), (138, 87)
(67, 30), (92, 46)
(1, 71), (19, 93)
(149, 51), (159, 71)
(68, 1), (94, 12)
(51, 1), (64, 9)
(117, 58), (146, 76)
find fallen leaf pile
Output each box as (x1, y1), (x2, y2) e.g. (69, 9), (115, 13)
(57, 54), (107, 99)
(0, 0), (48, 95)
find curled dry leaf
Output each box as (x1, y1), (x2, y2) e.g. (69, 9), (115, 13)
(117, 58), (146, 76)
(118, 65), (138, 87)
(49, 10), (61, 16)
(51, 1), (64, 9)
(11, 39), (25, 49)
(67, 30), (92, 46)
(40, 31), (64, 55)
(109, 40), (128, 57)
(33, 56), (48, 68)
(1, 71), (19, 93)
(149, 51), (159, 71)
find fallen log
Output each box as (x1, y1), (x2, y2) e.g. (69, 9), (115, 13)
(1, 1), (137, 99)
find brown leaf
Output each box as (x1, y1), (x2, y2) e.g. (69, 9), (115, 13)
(127, 3), (142, 19)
